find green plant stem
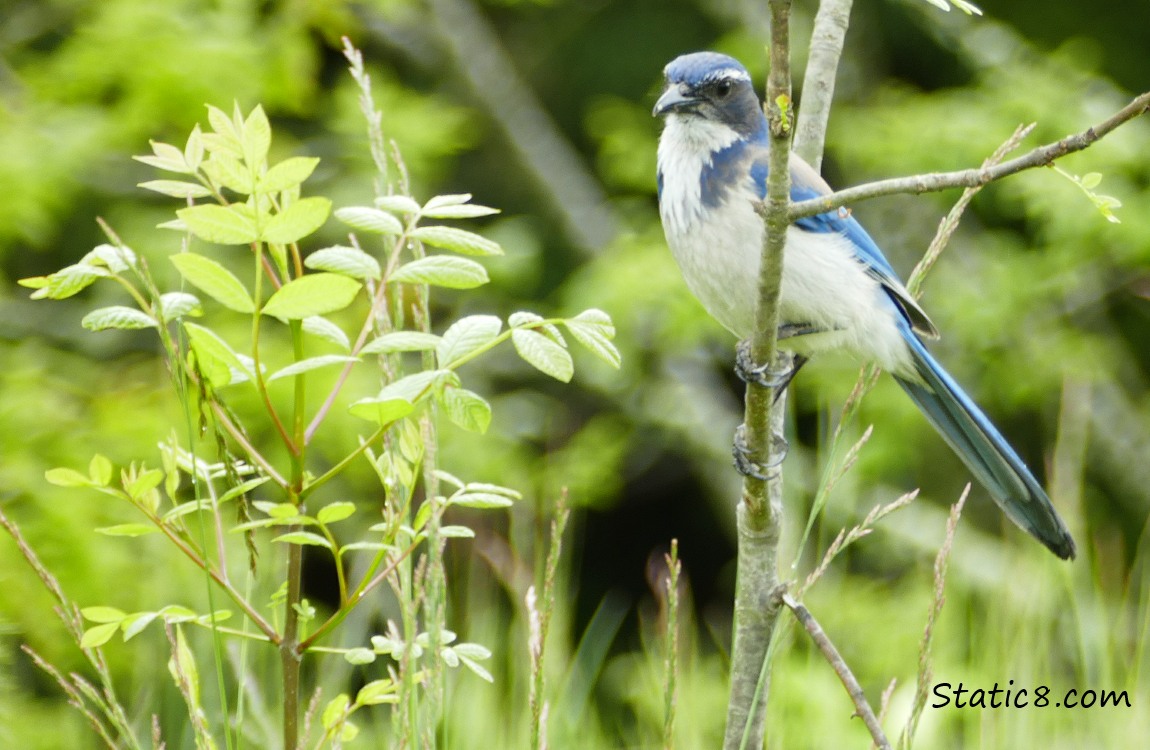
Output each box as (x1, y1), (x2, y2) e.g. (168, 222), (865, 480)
(298, 536), (420, 651)
(281, 311), (311, 749)
(145, 507), (280, 641)
(280, 532), (304, 750)
(300, 426), (387, 501)
(208, 401), (288, 487)
(304, 230), (409, 443)
(723, 2), (792, 748)
(251, 243), (298, 456)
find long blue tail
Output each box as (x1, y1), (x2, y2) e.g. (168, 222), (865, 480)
(893, 327), (1076, 559)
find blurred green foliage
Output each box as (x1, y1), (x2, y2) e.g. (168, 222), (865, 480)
(2, 0), (1149, 747)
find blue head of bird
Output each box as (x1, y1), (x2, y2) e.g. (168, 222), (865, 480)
(653, 52), (766, 141)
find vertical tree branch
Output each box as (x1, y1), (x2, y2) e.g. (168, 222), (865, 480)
(723, 1), (793, 747)
(793, 0), (854, 170)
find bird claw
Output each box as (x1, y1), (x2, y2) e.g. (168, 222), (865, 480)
(732, 423), (788, 480)
(735, 340), (792, 388)
(735, 339), (811, 404)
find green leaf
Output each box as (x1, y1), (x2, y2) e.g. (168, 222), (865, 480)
(200, 152), (254, 194)
(45, 467), (92, 488)
(218, 476), (271, 504)
(322, 695), (351, 730)
(440, 525), (476, 538)
(159, 604), (199, 622)
(356, 679), (399, 705)
(206, 104), (241, 147)
(80, 622), (120, 649)
(360, 331), (442, 355)
(242, 105), (272, 167)
(170, 253), (254, 313)
(272, 531), (333, 549)
(176, 204), (259, 245)
(335, 206), (404, 235)
(422, 193), (471, 212)
(375, 195), (421, 214)
(436, 315), (502, 366)
(257, 501), (302, 519)
(348, 370), (454, 426)
(419, 204), (500, 220)
(138, 180), (214, 199)
(134, 140), (190, 174)
(302, 316), (351, 350)
(262, 196), (332, 244)
(262, 273), (362, 322)
(450, 492), (515, 509)
(127, 469), (164, 499)
(410, 226), (502, 256)
(82, 243), (138, 273)
(344, 648), (377, 665)
(391, 256), (488, 289)
(89, 454), (113, 486)
(258, 156), (320, 194)
(167, 626), (200, 703)
(454, 642), (492, 660)
(1079, 171), (1103, 190)
(121, 611), (160, 641)
(267, 355), (359, 382)
(183, 322), (252, 387)
(317, 502), (357, 525)
(348, 396), (415, 427)
(565, 310), (621, 369)
(95, 524), (159, 537)
(184, 124), (205, 171)
(82, 606), (127, 623)
(82, 306), (158, 331)
(304, 245), (381, 280)
(27, 264), (109, 300)
(442, 387), (491, 434)
(512, 328), (574, 382)
(158, 292), (204, 322)
(385, 369), (457, 402)
(457, 654), (495, 683)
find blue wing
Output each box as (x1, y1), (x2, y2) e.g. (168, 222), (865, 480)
(747, 151), (938, 338)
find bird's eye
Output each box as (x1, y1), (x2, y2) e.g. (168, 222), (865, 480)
(715, 80), (732, 98)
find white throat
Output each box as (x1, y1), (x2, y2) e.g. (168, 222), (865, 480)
(656, 114), (742, 234)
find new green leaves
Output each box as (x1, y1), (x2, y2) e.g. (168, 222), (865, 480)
(176, 204), (259, 245)
(170, 253), (254, 312)
(144, 103), (331, 247)
(262, 274), (361, 321)
(167, 254), (362, 320)
(391, 256), (488, 289)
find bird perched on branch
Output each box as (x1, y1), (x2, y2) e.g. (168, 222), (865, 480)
(653, 51), (1075, 560)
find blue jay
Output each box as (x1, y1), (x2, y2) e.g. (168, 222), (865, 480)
(654, 51), (1075, 559)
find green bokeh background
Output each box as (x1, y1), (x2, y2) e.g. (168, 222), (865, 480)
(1, 0), (1148, 747)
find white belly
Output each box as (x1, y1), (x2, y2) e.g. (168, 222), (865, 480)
(659, 186), (914, 376)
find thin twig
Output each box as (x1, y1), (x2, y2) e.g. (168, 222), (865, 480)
(782, 593), (892, 750)
(794, 0), (855, 170)
(790, 91), (1150, 221)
